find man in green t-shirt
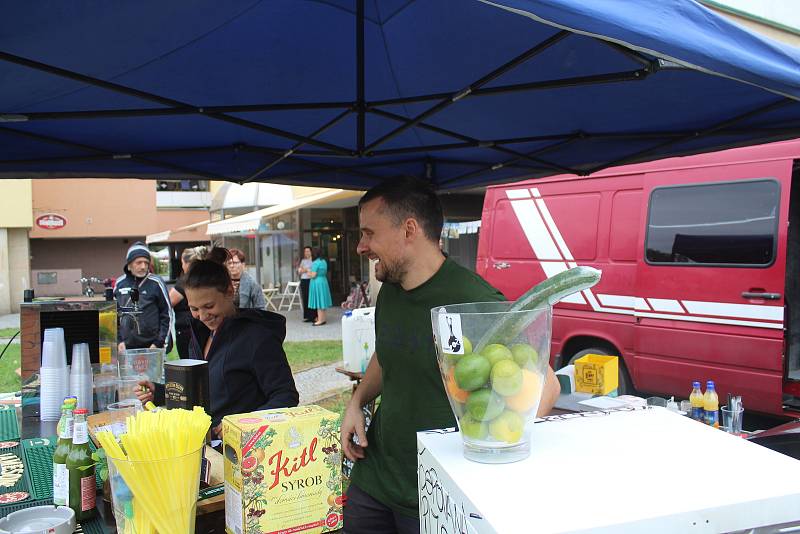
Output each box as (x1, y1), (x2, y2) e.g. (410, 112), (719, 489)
(342, 177), (560, 533)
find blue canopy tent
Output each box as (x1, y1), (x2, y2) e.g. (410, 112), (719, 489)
(0, 0), (799, 190)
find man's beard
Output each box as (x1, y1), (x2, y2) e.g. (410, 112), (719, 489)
(376, 257), (408, 284)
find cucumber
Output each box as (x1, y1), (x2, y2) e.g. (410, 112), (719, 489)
(474, 266), (601, 354)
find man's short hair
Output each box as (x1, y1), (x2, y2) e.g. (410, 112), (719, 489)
(359, 177), (443, 242)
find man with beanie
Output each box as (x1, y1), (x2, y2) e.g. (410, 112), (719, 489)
(115, 242), (174, 353)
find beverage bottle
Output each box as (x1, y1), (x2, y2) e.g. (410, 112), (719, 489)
(704, 380), (720, 428)
(689, 381), (704, 421)
(56, 396), (77, 437)
(67, 409), (96, 521)
(53, 399), (76, 506)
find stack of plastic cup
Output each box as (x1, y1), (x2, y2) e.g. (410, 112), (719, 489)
(42, 327), (69, 385)
(69, 343), (94, 413)
(40, 339), (68, 421)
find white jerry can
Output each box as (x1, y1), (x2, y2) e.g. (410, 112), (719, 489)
(341, 307), (376, 372)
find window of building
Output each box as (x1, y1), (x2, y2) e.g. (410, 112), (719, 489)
(645, 179), (779, 266)
(156, 179), (209, 192)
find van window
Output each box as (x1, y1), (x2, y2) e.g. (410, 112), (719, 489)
(645, 179), (779, 266)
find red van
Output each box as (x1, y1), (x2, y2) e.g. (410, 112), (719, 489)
(477, 140), (800, 416)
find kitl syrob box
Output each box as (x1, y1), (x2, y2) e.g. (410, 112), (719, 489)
(223, 405), (343, 534)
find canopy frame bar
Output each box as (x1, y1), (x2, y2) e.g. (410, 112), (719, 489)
(242, 109), (352, 183)
(362, 30), (572, 152)
(586, 97), (798, 174)
(0, 50), (354, 155)
(356, 0), (366, 154)
(0, 125), (227, 180)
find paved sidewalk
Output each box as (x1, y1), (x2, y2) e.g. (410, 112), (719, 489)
(0, 314), (19, 330)
(277, 307), (343, 342)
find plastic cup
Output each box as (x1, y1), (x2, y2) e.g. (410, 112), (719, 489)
(722, 406), (744, 436)
(94, 379), (117, 413)
(431, 301), (552, 464)
(40, 340), (66, 369)
(107, 445), (202, 534)
(107, 399), (143, 417)
(71, 343), (91, 374)
(116, 378), (144, 403)
(119, 348), (165, 384)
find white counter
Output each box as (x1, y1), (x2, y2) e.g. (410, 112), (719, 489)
(417, 407), (800, 533)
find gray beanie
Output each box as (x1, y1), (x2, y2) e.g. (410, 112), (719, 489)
(125, 242), (151, 269)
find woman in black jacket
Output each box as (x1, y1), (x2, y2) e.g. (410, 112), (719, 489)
(137, 254), (298, 436)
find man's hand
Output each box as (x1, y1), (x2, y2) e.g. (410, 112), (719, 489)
(136, 379), (155, 404)
(149, 344), (157, 349)
(213, 424), (223, 438)
(118, 342), (126, 353)
(341, 400), (368, 462)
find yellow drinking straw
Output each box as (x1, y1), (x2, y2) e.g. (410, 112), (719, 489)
(97, 407), (211, 534)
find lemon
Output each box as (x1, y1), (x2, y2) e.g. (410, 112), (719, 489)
(454, 354), (491, 391)
(489, 410), (525, 443)
(505, 369), (543, 413)
(459, 413), (488, 440)
(465, 388), (505, 421)
(511, 343), (539, 367)
(482, 343), (512, 366)
(490, 359), (523, 396)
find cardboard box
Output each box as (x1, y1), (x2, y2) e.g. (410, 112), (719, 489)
(574, 354), (618, 395)
(223, 405), (343, 534)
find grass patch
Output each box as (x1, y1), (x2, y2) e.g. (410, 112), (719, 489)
(0, 344), (20, 393)
(0, 328), (19, 339)
(318, 389), (352, 420)
(284, 340), (342, 373)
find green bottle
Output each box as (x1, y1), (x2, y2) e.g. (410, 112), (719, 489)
(53, 399), (76, 507)
(67, 409), (96, 521)
(55, 396), (77, 438)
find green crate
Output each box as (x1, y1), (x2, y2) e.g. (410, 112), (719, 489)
(76, 516), (110, 534)
(0, 442), (32, 502)
(0, 407), (19, 441)
(21, 437), (103, 501)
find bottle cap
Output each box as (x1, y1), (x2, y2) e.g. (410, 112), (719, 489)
(692, 381), (701, 388)
(73, 408), (88, 415)
(707, 380), (715, 388)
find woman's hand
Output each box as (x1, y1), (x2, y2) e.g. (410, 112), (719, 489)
(213, 424), (223, 438)
(136, 379), (155, 404)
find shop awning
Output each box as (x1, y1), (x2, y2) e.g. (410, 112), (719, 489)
(146, 218), (210, 244)
(206, 189), (363, 236)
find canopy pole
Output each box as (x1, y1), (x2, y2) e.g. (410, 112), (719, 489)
(356, 0), (366, 154)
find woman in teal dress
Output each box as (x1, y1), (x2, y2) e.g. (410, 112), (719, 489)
(307, 248), (332, 326)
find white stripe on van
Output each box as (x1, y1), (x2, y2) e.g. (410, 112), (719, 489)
(681, 300), (783, 322)
(597, 294), (635, 308)
(647, 298), (685, 313)
(508, 199), (563, 260)
(506, 189), (531, 199)
(534, 196), (575, 261)
(508, 188), (785, 330)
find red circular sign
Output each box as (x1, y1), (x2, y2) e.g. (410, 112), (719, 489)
(325, 513), (340, 528)
(35, 213), (67, 230)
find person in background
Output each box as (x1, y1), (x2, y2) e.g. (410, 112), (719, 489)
(226, 248), (266, 310)
(341, 177), (560, 533)
(169, 246), (208, 359)
(136, 251), (298, 435)
(307, 247), (332, 326)
(297, 246), (317, 323)
(115, 241), (174, 353)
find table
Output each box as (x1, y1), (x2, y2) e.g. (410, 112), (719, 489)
(417, 407), (800, 533)
(263, 287), (279, 311)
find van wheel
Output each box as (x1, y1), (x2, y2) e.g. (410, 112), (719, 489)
(566, 347), (634, 396)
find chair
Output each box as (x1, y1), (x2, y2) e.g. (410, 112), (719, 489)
(262, 286), (279, 311)
(278, 281), (301, 311)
